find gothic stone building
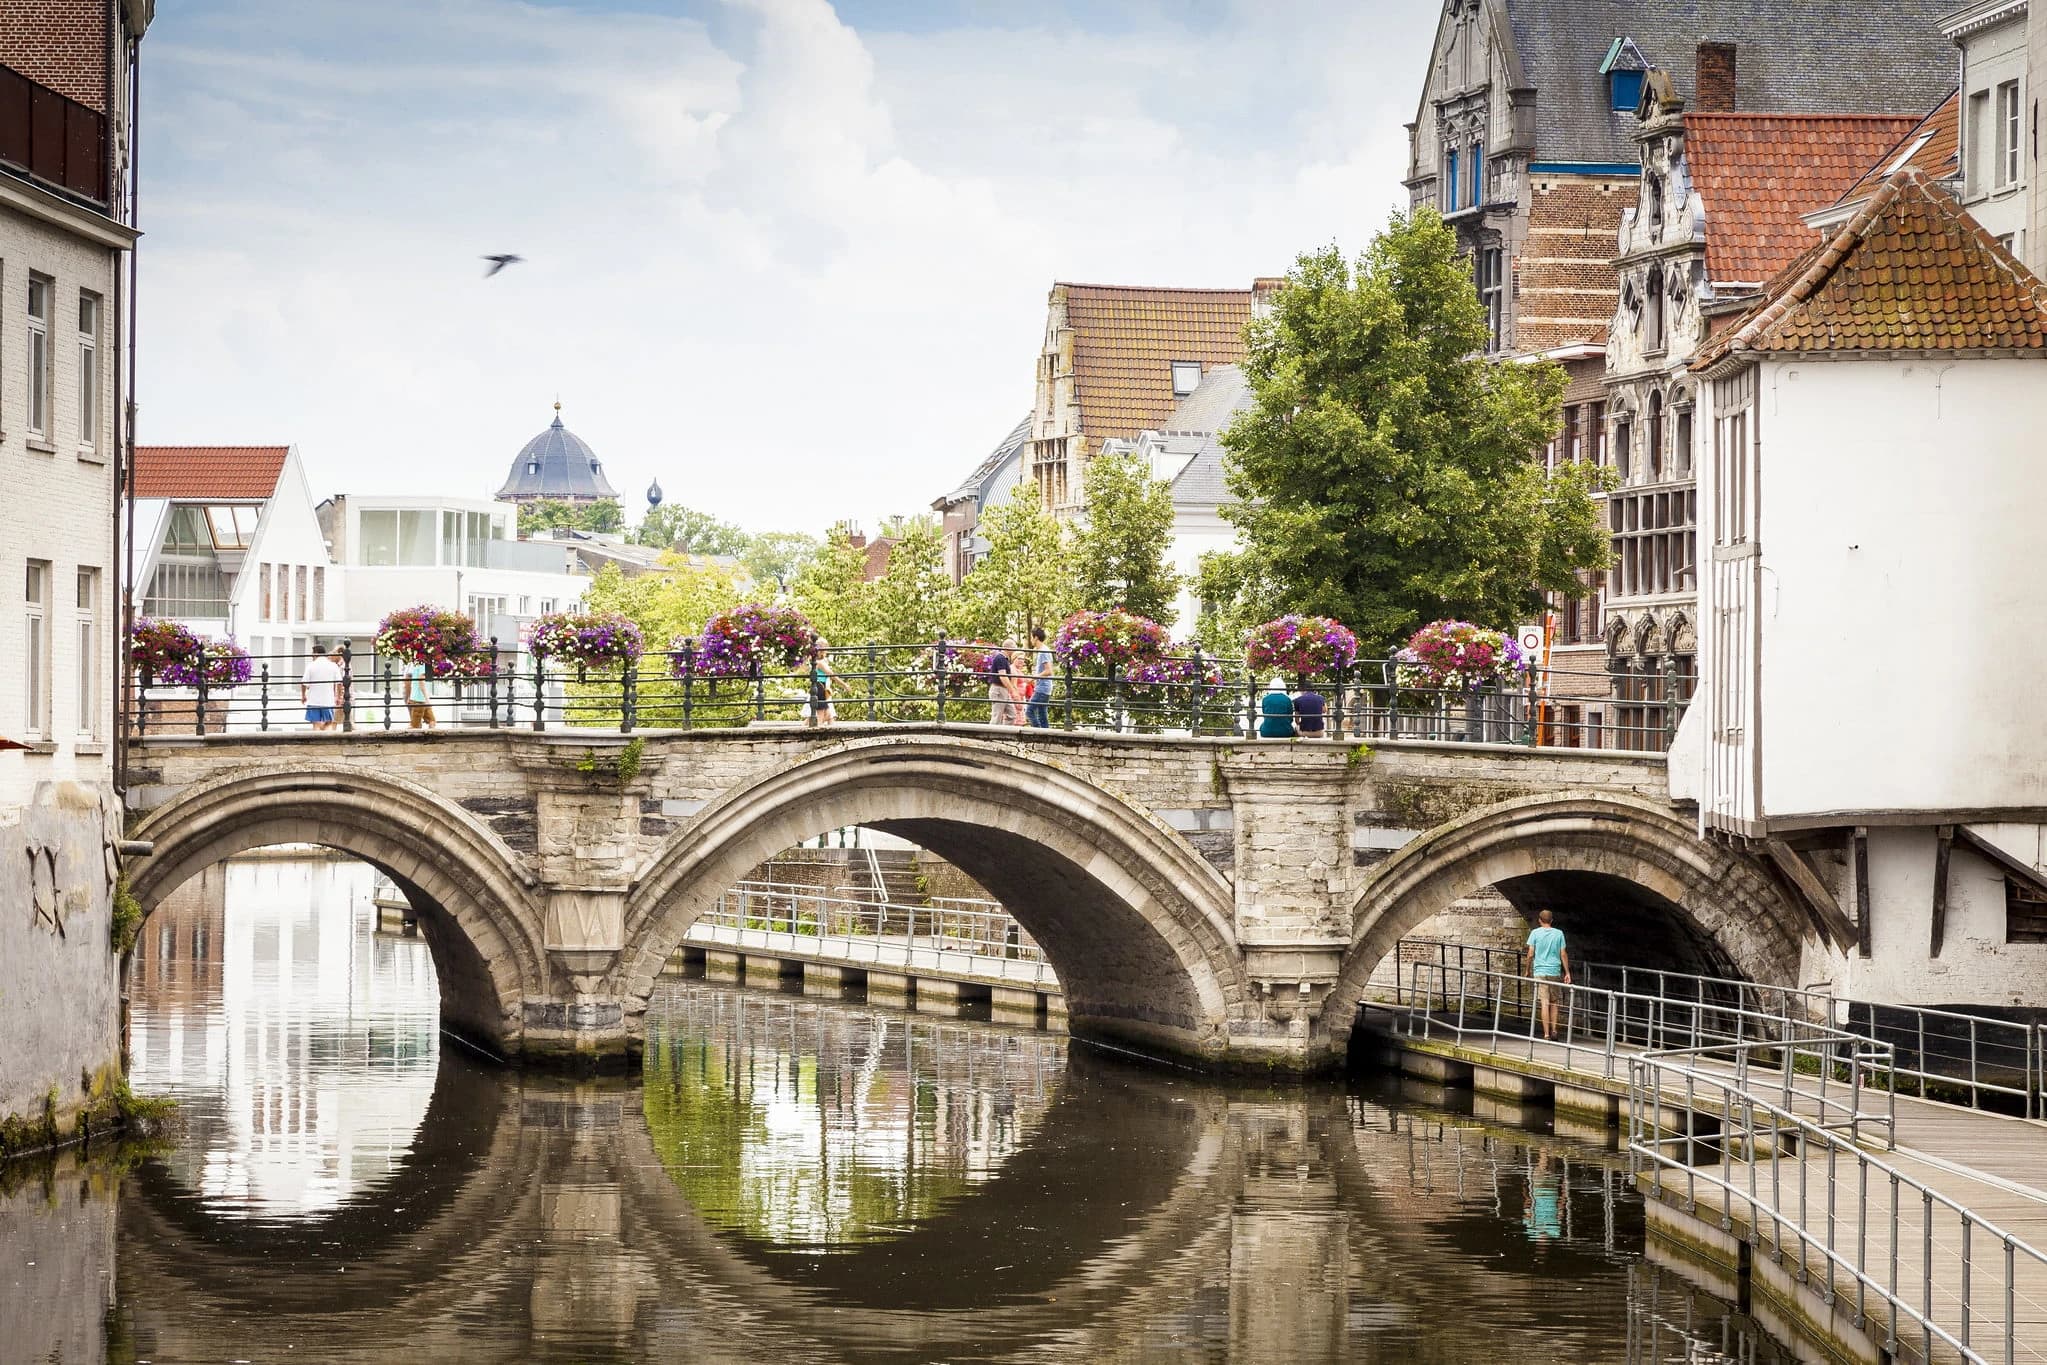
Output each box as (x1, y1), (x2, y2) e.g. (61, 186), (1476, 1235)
(1406, 0), (1954, 736)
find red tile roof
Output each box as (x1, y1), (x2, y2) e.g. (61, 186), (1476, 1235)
(133, 446), (290, 500)
(1063, 284), (1255, 451)
(1684, 112), (1921, 287)
(1695, 168), (2047, 366)
(1836, 90), (1959, 207)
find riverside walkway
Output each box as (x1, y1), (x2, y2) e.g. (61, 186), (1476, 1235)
(1359, 950), (2047, 1364)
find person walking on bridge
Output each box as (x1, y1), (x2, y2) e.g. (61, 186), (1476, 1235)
(1523, 908), (1571, 1041)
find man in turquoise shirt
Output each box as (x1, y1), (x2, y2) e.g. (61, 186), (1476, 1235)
(1523, 908), (1571, 1041)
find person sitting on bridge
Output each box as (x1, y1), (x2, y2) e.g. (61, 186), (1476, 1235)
(1257, 678), (1296, 739)
(1293, 685), (1326, 738)
(1523, 908), (1571, 1041)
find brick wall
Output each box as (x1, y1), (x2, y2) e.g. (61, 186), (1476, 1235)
(0, 1), (110, 111)
(1516, 175), (1631, 354)
(1695, 43), (1737, 114)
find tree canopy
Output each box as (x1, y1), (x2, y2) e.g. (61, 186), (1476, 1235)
(953, 483), (1071, 643)
(1218, 213), (1611, 651)
(1069, 449), (1181, 625)
(632, 503), (752, 556)
(517, 497), (624, 537)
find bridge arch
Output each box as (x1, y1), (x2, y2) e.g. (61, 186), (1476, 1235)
(127, 762), (548, 1055)
(618, 735), (1252, 1065)
(1326, 790), (1810, 1025)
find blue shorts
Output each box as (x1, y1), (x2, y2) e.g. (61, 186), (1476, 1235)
(306, 707), (335, 724)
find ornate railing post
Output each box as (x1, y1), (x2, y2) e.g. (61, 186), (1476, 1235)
(532, 650), (547, 731)
(935, 635), (949, 726)
(1108, 659), (1123, 734)
(1064, 659), (1077, 730)
(680, 638), (696, 731)
(135, 664), (150, 737)
(1188, 649), (1203, 735)
(257, 662), (271, 732)
(1524, 661), (1541, 747)
(338, 643), (354, 732)
(751, 658), (765, 723)
(865, 643), (878, 722)
(194, 658), (209, 736)
(621, 656), (638, 734)
(381, 661), (394, 730)
(487, 638), (501, 729)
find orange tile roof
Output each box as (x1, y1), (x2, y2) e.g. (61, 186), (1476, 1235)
(1684, 112), (1921, 287)
(1836, 90), (1959, 206)
(133, 446), (290, 499)
(1063, 284), (1254, 450)
(1695, 168), (2047, 366)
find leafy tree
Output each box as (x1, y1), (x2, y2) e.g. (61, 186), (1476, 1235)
(953, 483), (1071, 643)
(790, 527), (875, 647)
(580, 557), (742, 648)
(1221, 215), (1612, 652)
(633, 503), (751, 556)
(1070, 449), (1181, 624)
(1190, 546), (1279, 657)
(518, 497), (626, 537)
(740, 531), (821, 592)
(868, 516), (952, 645)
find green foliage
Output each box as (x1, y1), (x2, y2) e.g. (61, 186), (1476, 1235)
(1220, 214), (1611, 652)
(1190, 547), (1279, 657)
(741, 531), (822, 592)
(517, 497), (625, 537)
(110, 873), (142, 956)
(867, 516), (951, 645)
(583, 560), (742, 647)
(616, 737), (645, 783)
(633, 503), (752, 556)
(792, 528), (876, 647)
(953, 483), (1072, 642)
(1070, 450), (1182, 623)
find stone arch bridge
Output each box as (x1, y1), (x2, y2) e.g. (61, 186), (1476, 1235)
(122, 725), (1843, 1072)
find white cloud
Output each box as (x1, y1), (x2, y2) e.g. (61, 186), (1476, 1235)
(139, 0), (1433, 533)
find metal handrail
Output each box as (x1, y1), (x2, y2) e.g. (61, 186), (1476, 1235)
(125, 643), (1691, 754)
(688, 883), (1056, 989)
(1396, 937), (2044, 1118)
(1394, 960), (1893, 1141)
(1629, 1049), (2047, 1364)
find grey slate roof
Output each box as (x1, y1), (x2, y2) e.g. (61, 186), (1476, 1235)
(496, 407), (619, 502)
(1501, 0), (1959, 166)
(1157, 365), (1254, 509)
(939, 413), (1031, 508)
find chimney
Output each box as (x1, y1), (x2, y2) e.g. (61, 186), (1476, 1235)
(1696, 42), (1737, 112)
(1251, 275), (1286, 318)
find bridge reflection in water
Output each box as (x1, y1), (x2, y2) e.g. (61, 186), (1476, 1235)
(85, 858), (1801, 1362)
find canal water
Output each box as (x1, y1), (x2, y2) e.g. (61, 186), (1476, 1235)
(4, 859), (1797, 1363)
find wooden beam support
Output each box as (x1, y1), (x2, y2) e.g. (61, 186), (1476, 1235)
(1763, 838), (1857, 949)
(1930, 825), (1954, 958)
(1853, 826), (1871, 959)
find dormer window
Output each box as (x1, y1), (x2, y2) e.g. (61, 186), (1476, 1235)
(527, 461), (539, 475)
(1171, 361), (1202, 397)
(1610, 69), (1644, 111)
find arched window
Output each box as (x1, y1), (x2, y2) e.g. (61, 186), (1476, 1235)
(1647, 391), (1664, 480)
(1646, 175), (1664, 235)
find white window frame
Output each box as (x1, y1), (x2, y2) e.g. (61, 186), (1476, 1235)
(26, 275), (51, 440)
(77, 292), (99, 454)
(25, 560), (50, 738)
(1169, 360), (1202, 397)
(75, 566), (98, 738)
(1997, 80), (2021, 188)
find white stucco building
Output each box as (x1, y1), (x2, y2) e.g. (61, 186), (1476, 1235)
(1687, 167), (2047, 1007)
(0, 0), (148, 1141)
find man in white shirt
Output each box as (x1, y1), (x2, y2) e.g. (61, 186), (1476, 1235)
(301, 645), (345, 731)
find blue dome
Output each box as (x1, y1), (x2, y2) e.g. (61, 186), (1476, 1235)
(496, 405), (618, 502)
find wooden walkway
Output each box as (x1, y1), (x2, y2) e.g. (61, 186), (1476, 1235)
(1361, 1014), (2047, 1364)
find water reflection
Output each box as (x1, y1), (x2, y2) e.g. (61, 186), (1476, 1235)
(127, 858), (440, 1219)
(62, 858), (1811, 1361)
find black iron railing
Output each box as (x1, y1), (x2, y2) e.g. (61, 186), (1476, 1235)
(123, 640), (1694, 753)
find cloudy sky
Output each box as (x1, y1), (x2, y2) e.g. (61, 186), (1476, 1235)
(141, 0), (1435, 535)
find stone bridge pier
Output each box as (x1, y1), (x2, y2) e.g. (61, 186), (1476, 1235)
(121, 725), (1827, 1073)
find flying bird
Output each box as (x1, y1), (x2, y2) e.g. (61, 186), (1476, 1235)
(482, 254), (524, 277)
